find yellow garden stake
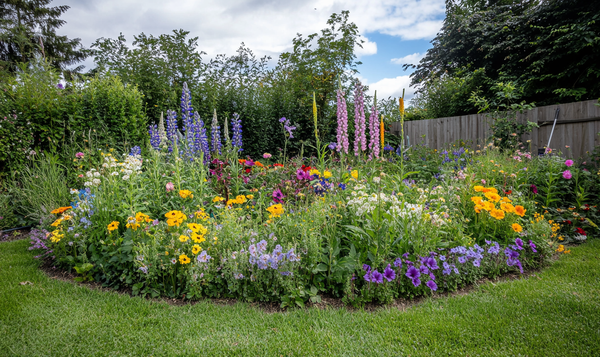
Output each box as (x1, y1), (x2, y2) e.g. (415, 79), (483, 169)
(313, 92), (318, 142)
(380, 114), (385, 150)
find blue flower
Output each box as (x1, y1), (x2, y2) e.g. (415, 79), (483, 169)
(383, 264), (395, 282)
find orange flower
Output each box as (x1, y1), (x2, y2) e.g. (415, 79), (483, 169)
(482, 201), (495, 211)
(473, 186), (485, 192)
(51, 206), (72, 215)
(254, 161), (264, 168)
(484, 192), (501, 203)
(514, 205), (526, 217)
(511, 223), (523, 232)
(471, 196), (483, 205)
(490, 209), (505, 220)
(500, 202), (515, 213)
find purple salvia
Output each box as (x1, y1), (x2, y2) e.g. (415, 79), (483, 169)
(353, 82), (367, 156)
(336, 89), (349, 154)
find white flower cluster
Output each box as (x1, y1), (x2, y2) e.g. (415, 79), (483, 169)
(120, 154), (142, 180)
(84, 169), (102, 186)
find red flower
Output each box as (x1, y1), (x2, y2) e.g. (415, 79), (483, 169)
(504, 190), (512, 195)
(245, 168), (251, 174)
(565, 220), (572, 225)
(576, 227), (587, 236)
(274, 163), (284, 167)
(301, 165), (312, 172)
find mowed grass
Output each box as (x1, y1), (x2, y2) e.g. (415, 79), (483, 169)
(1, 239), (599, 357)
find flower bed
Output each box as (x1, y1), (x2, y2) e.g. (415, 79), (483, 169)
(30, 85), (599, 307)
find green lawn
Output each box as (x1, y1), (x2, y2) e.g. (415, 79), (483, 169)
(1, 239), (599, 357)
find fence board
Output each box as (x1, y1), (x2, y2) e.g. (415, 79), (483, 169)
(394, 99), (600, 159)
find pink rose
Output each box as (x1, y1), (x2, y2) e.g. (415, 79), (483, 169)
(562, 170), (572, 180)
(565, 159), (573, 167)
(166, 182), (175, 192)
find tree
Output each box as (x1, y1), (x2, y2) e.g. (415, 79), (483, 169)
(409, 0), (600, 107)
(0, 0), (88, 73)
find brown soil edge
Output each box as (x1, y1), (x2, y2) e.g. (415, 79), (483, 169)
(7, 232), (567, 314)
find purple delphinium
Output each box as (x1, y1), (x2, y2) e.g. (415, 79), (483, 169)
(165, 109), (179, 152)
(210, 110), (222, 155)
(353, 82), (367, 156)
(383, 264), (395, 282)
(231, 113), (243, 152)
(426, 280), (438, 291)
(336, 88), (349, 154)
(149, 124), (161, 150)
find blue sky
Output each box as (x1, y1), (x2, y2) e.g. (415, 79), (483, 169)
(58, 0), (445, 100)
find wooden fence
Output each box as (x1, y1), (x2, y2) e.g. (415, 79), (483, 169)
(390, 99), (600, 159)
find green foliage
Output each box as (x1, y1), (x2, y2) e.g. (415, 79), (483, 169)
(469, 82), (537, 150)
(0, 0), (89, 73)
(0, 61), (146, 178)
(411, 0), (600, 107)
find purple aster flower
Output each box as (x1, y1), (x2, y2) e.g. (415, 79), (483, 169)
(372, 270), (384, 284)
(383, 264), (395, 282)
(426, 280), (438, 291)
(529, 240), (537, 253)
(393, 258), (402, 268)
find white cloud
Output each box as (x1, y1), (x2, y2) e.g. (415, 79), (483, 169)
(355, 36), (377, 58)
(365, 75), (415, 100)
(391, 52), (425, 66)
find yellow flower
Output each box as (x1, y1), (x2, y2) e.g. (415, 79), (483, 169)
(484, 192), (501, 202)
(165, 210), (186, 226)
(556, 244), (565, 253)
(246, 194), (254, 200)
(512, 223), (523, 233)
(350, 170), (358, 179)
(323, 171), (332, 179)
(482, 201), (495, 211)
(514, 205), (526, 217)
(309, 169), (321, 177)
(194, 209), (209, 220)
(236, 195), (247, 204)
(266, 204), (284, 218)
(135, 212), (150, 223)
(191, 233), (206, 243)
(187, 223), (201, 233)
(474, 204), (483, 213)
(213, 196), (225, 203)
(501, 197), (512, 203)
(165, 251), (169, 255)
(490, 209), (505, 220)
(51, 218), (63, 227)
(107, 221), (119, 232)
(473, 186), (485, 192)
(50, 229), (64, 243)
(500, 202), (515, 213)
(482, 187), (498, 194)
(179, 235), (190, 242)
(192, 245), (202, 255)
(179, 254), (191, 264)
(126, 217), (140, 230)
(471, 196), (483, 205)
(179, 190), (193, 199)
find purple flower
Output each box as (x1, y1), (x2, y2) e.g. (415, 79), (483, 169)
(402, 252), (410, 259)
(383, 264), (396, 282)
(139, 267), (148, 274)
(362, 264), (371, 271)
(272, 189), (285, 203)
(363, 270), (372, 282)
(529, 240), (537, 253)
(328, 142), (337, 150)
(296, 169), (311, 181)
(393, 258), (402, 268)
(458, 256), (467, 264)
(372, 270), (384, 284)
(412, 278), (421, 287)
(515, 238), (524, 250)
(338, 183), (346, 190)
(530, 184), (538, 194)
(439, 255), (446, 261)
(562, 170), (572, 179)
(56, 83), (64, 89)
(279, 117), (286, 123)
(426, 280), (438, 291)
(425, 257), (439, 270)
(406, 266), (420, 281)
(473, 259), (481, 267)
(504, 248), (519, 260)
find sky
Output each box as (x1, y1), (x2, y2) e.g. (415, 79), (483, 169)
(57, 0), (446, 100)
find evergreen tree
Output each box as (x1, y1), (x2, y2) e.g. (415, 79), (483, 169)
(0, 0), (88, 73)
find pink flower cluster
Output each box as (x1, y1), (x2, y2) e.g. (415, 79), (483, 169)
(367, 104), (380, 160)
(336, 89), (349, 154)
(353, 82), (367, 156)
